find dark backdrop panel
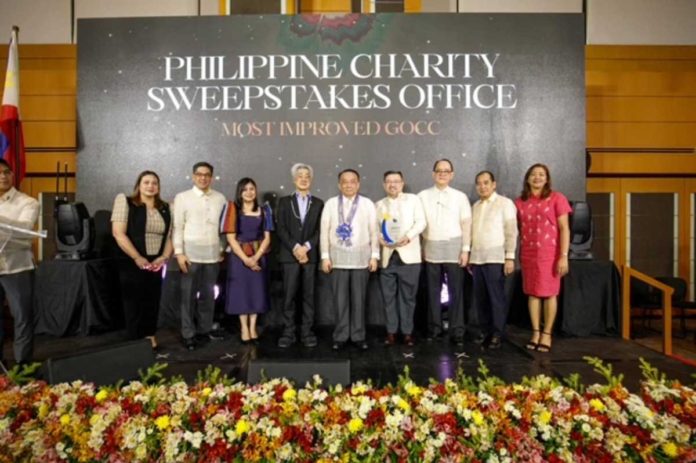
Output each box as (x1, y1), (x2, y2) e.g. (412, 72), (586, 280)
(77, 13), (585, 210)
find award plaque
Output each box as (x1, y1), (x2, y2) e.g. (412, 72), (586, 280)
(381, 217), (401, 244)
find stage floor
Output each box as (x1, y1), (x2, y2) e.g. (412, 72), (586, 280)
(14, 324), (696, 391)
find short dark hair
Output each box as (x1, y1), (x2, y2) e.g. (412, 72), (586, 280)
(432, 158), (453, 172)
(383, 170), (403, 181)
(338, 168), (360, 181)
(0, 159), (11, 171)
(475, 170), (495, 183)
(192, 161), (214, 174)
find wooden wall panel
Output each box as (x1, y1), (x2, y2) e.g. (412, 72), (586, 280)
(587, 96), (696, 122)
(23, 121), (76, 149)
(587, 122), (696, 149)
(26, 152), (77, 173)
(300, 0), (351, 12)
(20, 96), (76, 121)
(589, 153), (696, 175)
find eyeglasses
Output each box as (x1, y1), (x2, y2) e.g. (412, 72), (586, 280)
(0, 169), (12, 177)
(193, 172), (212, 178)
(434, 169), (452, 174)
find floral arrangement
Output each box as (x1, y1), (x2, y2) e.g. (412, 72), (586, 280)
(0, 359), (694, 462)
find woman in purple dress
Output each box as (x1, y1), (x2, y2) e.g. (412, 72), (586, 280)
(221, 178), (272, 343)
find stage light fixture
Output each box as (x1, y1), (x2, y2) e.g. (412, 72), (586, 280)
(55, 202), (95, 260)
(569, 201), (593, 260)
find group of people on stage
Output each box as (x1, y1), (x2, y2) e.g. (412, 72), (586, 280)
(0, 155), (571, 366)
(108, 158), (571, 355)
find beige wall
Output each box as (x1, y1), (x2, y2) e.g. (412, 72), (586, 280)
(0, 0), (71, 43)
(587, 0), (696, 45)
(456, 0), (581, 13)
(0, 0), (219, 43)
(1, 0), (695, 44)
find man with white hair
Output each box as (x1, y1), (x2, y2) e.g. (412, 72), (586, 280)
(276, 163), (324, 348)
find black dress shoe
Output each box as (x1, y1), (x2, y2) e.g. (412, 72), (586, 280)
(302, 335), (318, 348)
(278, 336), (296, 348)
(474, 333), (488, 345)
(487, 336), (502, 349)
(332, 341), (345, 351)
(403, 335), (415, 347)
(353, 340), (369, 350)
(183, 337), (197, 351)
(426, 332), (444, 342)
(451, 335), (465, 346)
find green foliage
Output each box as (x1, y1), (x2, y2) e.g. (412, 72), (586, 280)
(138, 362), (169, 386)
(476, 358), (504, 391)
(196, 365), (233, 386)
(584, 356), (623, 389)
(562, 372), (585, 393)
(5, 362), (41, 385)
(638, 357), (668, 384)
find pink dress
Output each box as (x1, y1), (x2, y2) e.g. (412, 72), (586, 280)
(514, 191), (572, 298)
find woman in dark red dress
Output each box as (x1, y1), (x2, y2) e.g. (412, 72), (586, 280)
(514, 164), (572, 353)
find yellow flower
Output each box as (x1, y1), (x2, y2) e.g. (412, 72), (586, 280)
(235, 419), (250, 435)
(89, 414), (102, 426)
(201, 387), (212, 397)
(38, 403), (49, 419)
(348, 418), (363, 433)
(95, 389), (108, 403)
(661, 442), (678, 458)
(60, 414), (71, 426)
(405, 383), (422, 397)
(471, 410), (484, 426)
(351, 384), (368, 395)
(155, 415), (170, 431)
(538, 410), (552, 426)
(397, 399), (411, 412)
(589, 399), (606, 413)
(283, 388), (297, 402)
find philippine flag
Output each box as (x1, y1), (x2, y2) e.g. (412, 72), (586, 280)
(0, 27), (25, 185)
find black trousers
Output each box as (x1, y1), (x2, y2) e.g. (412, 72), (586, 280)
(117, 256), (162, 340)
(472, 263), (508, 337)
(280, 262), (317, 340)
(425, 262), (465, 337)
(0, 270), (34, 363)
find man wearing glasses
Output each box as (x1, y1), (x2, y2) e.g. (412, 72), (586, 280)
(173, 162), (227, 350)
(376, 170), (426, 346)
(0, 159), (39, 366)
(418, 159), (472, 346)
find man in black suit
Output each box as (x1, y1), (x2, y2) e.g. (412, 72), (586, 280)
(276, 163), (324, 348)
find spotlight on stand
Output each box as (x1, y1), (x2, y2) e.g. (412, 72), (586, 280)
(569, 201), (593, 260)
(55, 202), (94, 260)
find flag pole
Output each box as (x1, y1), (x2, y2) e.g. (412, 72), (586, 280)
(11, 25), (20, 189)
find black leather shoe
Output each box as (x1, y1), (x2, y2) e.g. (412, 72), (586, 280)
(451, 335), (465, 346)
(354, 341), (369, 350)
(474, 333), (488, 345)
(278, 336), (296, 348)
(183, 337), (196, 351)
(488, 336), (502, 349)
(332, 341), (345, 351)
(426, 332), (443, 342)
(302, 335), (318, 348)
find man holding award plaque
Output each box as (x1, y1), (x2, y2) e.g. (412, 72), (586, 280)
(376, 171), (426, 346)
(418, 159), (472, 346)
(320, 169), (379, 351)
(0, 158), (39, 365)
